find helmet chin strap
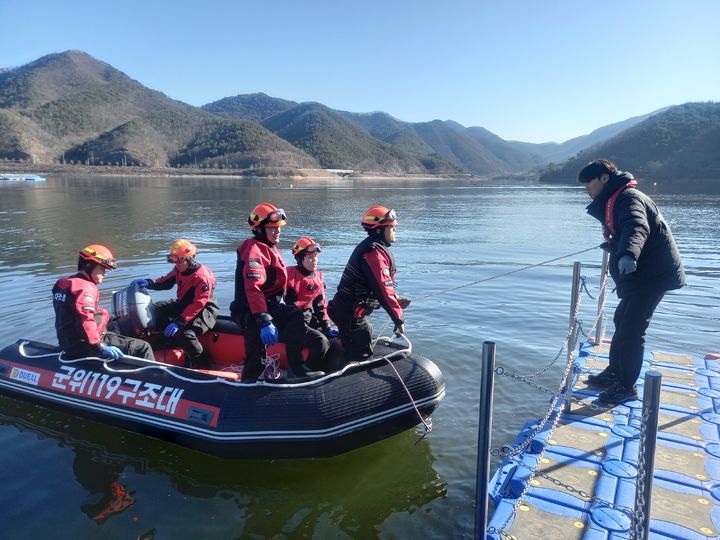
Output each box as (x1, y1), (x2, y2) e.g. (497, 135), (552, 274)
(79, 261), (100, 281)
(253, 227), (270, 243)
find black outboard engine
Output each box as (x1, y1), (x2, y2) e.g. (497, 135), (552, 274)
(110, 285), (158, 337)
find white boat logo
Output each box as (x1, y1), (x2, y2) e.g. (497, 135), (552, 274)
(9, 367), (41, 386)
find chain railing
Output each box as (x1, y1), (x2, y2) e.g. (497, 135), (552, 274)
(480, 256), (663, 539)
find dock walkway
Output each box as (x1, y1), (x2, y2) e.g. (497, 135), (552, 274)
(487, 339), (720, 539)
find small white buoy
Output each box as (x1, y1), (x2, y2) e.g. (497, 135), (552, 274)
(289, 183), (293, 188)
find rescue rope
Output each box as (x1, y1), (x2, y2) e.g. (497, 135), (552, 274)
(374, 333), (432, 437)
(409, 245), (600, 302)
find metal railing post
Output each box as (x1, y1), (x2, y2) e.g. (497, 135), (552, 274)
(563, 262), (582, 413)
(595, 250), (609, 345)
(475, 341), (496, 540)
(633, 370), (662, 540)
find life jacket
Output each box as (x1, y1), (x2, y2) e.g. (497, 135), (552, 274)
(52, 273), (109, 354)
(332, 236), (404, 325)
(232, 237), (287, 317)
(149, 264), (218, 323)
(603, 179), (638, 241)
(335, 236), (395, 304)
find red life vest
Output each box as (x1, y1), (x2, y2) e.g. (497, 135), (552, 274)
(604, 179), (638, 241)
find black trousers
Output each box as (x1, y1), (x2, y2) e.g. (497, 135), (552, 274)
(236, 302), (328, 380)
(327, 299), (373, 361)
(301, 309), (331, 370)
(609, 290), (665, 389)
(153, 300), (216, 366)
(65, 332), (155, 361)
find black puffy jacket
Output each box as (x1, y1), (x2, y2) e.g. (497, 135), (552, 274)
(586, 172), (686, 298)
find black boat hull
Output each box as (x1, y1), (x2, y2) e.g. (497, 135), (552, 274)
(0, 339), (445, 458)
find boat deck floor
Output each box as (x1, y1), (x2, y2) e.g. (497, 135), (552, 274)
(488, 340), (720, 539)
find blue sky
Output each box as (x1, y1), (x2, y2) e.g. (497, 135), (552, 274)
(1, 0), (718, 143)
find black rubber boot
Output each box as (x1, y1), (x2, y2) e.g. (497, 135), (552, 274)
(287, 360), (325, 380)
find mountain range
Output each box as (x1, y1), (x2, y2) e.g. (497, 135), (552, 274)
(1, 50), (718, 183)
(539, 102), (720, 184)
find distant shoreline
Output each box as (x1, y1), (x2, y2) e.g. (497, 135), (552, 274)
(0, 161), (536, 183)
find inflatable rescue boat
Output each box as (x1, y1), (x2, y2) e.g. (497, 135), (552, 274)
(0, 286), (445, 458)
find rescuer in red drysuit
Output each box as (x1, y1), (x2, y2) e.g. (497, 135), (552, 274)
(53, 244), (154, 360)
(328, 206), (411, 361)
(286, 236), (338, 369)
(130, 239), (219, 367)
(230, 203), (326, 381)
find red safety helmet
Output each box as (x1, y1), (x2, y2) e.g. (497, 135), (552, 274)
(79, 244), (117, 270)
(292, 236), (321, 256)
(168, 239), (197, 263)
(361, 205), (397, 230)
(248, 203), (287, 228)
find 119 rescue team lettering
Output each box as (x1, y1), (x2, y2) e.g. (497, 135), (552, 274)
(51, 365), (184, 414)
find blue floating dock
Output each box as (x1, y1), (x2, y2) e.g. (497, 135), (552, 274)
(487, 340), (720, 539)
(0, 174), (46, 182)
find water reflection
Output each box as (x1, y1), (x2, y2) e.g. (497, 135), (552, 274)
(0, 396), (446, 537)
(73, 446), (134, 523)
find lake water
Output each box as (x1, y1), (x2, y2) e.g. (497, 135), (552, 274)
(0, 176), (718, 539)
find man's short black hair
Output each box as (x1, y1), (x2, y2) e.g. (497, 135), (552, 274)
(577, 159), (618, 183)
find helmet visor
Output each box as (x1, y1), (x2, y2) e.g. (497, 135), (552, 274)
(266, 209), (287, 224)
(82, 247), (117, 269)
(99, 257), (118, 270)
(383, 209), (397, 223)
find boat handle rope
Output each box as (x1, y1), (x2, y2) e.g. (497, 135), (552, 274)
(19, 340), (413, 388)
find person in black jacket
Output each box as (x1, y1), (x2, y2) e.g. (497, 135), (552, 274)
(579, 159), (685, 403)
(328, 205), (410, 361)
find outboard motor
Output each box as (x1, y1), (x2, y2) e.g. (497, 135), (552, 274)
(110, 285), (157, 337)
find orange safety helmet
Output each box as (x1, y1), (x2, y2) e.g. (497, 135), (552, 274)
(361, 205), (397, 230)
(168, 239), (197, 263)
(292, 236), (322, 257)
(79, 244), (117, 270)
(248, 203), (287, 228)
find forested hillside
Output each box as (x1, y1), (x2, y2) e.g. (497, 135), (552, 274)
(539, 102), (720, 185)
(0, 51), (312, 169)
(2, 51), (718, 183)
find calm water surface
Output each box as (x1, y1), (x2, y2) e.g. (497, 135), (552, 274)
(0, 176), (718, 539)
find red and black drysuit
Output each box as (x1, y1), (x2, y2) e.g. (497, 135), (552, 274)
(328, 235), (404, 360)
(230, 237), (327, 380)
(586, 171), (685, 390)
(144, 263), (219, 366)
(286, 265), (334, 369)
(53, 273), (154, 360)
(286, 265), (333, 331)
